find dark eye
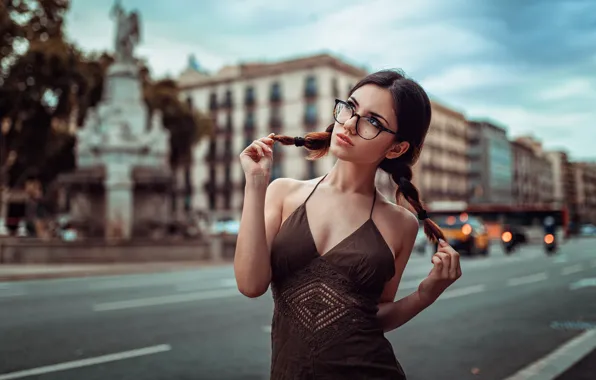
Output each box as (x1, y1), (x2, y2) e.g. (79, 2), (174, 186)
(368, 117), (382, 128)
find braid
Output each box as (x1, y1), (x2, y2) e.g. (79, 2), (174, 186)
(380, 158), (444, 243)
(271, 124), (334, 160)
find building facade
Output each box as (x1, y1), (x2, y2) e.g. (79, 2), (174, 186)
(374, 101), (469, 208)
(546, 150), (579, 225)
(511, 137), (554, 207)
(178, 54), (367, 220)
(468, 121), (513, 205)
(572, 162), (596, 224)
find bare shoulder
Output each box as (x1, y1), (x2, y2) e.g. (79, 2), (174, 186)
(267, 176), (318, 197)
(267, 176), (324, 217)
(373, 193), (420, 256)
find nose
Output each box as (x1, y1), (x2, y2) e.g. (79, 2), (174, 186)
(343, 115), (358, 135)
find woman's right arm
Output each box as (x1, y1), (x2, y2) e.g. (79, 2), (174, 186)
(234, 176), (289, 298)
(234, 134), (291, 298)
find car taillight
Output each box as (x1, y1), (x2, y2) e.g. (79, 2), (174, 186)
(462, 224), (472, 235)
(502, 231), (512, 242)
(544, 234), (555, 244)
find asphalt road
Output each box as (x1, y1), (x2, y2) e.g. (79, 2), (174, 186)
(1, 239), (595, 380)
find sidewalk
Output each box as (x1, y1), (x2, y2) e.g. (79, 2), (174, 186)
(0, 260), (232, 282)
(555, 348), (596, 380)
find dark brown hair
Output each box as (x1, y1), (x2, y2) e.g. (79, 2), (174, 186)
(272, 70), (444, 243)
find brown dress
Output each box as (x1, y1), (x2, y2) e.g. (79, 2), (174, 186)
(269, 175), (407, 379)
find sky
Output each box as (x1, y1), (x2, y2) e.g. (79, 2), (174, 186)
(65, 0), (596, 160)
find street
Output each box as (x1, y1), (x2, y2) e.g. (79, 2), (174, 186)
(1, 239), (595, 380)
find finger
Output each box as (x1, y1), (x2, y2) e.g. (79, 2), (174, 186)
(437, 252), (450, 278)
(456, 266), (462, 278)
(449, 251), (460, 279)
(254, 140), (272, 155)
(431, 254), (443, 273)
(251, 140), (265, 157)
(259, 136), (275, 146)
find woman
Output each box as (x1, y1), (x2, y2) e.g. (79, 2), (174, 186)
(234, 70), (462, 379)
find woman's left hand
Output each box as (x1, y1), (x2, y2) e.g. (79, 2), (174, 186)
(418, 239), (462, 305)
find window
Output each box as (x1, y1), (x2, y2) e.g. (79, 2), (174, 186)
(245, 86), (255, 106)
(332, 78), (339, 98)
(305, 75), (317, 97)
(209, 93), (217, 110)
(305, 102), (317, 125)
(224, 165), (231, 184)
(244, 136), (253, 149)
(270, 82), (282, 102)
(224, 89), (233, 108)
(208, 140), (216, 159)
(245, 111), (255, 131)
(270, 106), (282, 129)
(224, 138), (232, 156)
(226, 113), (233, 132)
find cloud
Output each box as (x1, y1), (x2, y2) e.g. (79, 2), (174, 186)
(64, 0), (596, 159)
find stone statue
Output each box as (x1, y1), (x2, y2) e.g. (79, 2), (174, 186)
(110, 0), (141, 62)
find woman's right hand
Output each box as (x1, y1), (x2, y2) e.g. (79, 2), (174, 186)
(239, 133), (275, 179)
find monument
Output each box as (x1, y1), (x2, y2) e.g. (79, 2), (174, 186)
(59, 0), (171, 240)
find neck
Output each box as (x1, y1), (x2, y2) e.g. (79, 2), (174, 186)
(325, 159), (378, 194)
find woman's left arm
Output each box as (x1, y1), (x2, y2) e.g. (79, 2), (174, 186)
(377, 216), (462, 333)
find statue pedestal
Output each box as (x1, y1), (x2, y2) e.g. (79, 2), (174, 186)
(59, 59), (171, 240)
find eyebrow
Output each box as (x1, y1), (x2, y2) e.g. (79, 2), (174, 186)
(348, 96), (390, 127)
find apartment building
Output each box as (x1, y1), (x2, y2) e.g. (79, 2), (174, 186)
(572, 162), (596, 224)
(374, 101), (469, 208)
(546, 150), (579, 225)
(178, 54), (367, 218)
(511, 136), (555, 207)
(468, 120), (513, 205)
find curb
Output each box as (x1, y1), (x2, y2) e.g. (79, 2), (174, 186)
(0, 261), (233, 282)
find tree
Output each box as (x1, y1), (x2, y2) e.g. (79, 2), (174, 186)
(1, 0), (212, 191)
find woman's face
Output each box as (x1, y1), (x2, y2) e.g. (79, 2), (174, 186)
(329, 84), (407, 164)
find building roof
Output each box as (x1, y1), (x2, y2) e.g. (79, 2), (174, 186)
(179, 53), (368, 90)
(430, 100), (466, 120)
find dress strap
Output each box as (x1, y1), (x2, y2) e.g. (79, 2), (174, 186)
(303, 174), (328, 205)
(369, 189), (377, 219)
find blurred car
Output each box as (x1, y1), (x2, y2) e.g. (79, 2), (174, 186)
(434, 214), (490, 256)
(580, 224), (596, 237)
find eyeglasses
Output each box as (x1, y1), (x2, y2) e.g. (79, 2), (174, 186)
(333, 99), (397, 140)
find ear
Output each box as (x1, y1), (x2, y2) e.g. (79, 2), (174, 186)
(385, 141), (410, 160)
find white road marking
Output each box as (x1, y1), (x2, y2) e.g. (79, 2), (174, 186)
(569, 278), (596, 290)
(0, 344), (171, 380)
(561, 264), (583, 276)
(503, 329), (596, 380)
(0, 284), (25, 298)
(93, 288), (241, 312)
(438, 284), (486, 300)
(507, 272), (548, 287)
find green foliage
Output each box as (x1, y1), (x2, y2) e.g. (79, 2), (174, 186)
(0, 0), (212, 189)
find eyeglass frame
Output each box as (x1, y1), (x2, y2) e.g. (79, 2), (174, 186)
(333, 99), (397, 140)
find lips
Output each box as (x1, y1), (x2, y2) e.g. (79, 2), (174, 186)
(336, 133), (354, 146)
